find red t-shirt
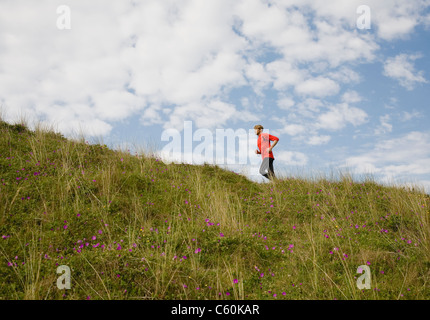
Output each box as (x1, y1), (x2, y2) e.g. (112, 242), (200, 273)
(257, 133), (279, 159)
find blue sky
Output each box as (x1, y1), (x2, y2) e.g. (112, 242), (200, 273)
(1, 0), (430, 192)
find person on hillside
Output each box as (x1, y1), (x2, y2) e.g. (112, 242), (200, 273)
(254, 124), (279, 181)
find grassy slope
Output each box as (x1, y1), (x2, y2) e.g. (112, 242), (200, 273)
(0, 119), (429, 300)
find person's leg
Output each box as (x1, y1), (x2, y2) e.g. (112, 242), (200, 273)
(267, 158), (276, 180)
(259, 157), (270, 179)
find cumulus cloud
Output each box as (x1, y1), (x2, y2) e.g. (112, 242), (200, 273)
(401, 110), (422, 121)
(307, 135), (331, 145)
(383, 53), (427, 90)
(0, 1), (137, 136)
(341, 91), (363, 104)
(295, 77), (340, 98)
(0, 0), (428, 140)
(317, 103), (368, 131)
(374, 114), (393, 135)
(276, 150), (309, 166)
(165, 101), (238, 131)
(276, 96), (295, 110)
(329, 68), (362, 84)
(293, 0), (429, 41)
(345, 131), (430, 192)
(245, 61), (273, 95)
(279, 124), (307, 136)
(266, 61), (306, 90)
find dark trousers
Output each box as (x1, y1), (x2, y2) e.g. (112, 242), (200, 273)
(259, 157), (275, 180)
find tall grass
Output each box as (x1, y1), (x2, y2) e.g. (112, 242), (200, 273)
(0, 118), (429, 300)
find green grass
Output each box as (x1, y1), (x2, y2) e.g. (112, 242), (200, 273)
(0, 118), (429, 300)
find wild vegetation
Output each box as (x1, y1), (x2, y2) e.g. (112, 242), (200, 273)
(0, 118), (429, 300)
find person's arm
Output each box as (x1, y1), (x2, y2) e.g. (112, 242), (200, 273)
(268, 137), (279, 153)
(256, 135), (262, 154)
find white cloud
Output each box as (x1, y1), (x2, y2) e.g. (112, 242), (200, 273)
(290, 0), (428, 41)
(166, 100), (238, 131)
(236, 0), (312, 51)
(317, 103), (368, 131)
(308, 135), (331, 145)
(341, 91), (363, 104)
(374, 114), (393, 135)
(92, 90), (143, 121)
(124, 0), (248, 110)
(0, 1), (138, 136)
(238, 1), (379, 67)
(376, 14), (418, 41)
(140, 105), (164, 127)
(272, 116), (307, 136)
(307, 20), (378, 67)
(277, 97), (295, 110)
(244, 61), (272, 95)
(383, 53), (427, 90)
(344, 155), (381, 175)
(295, 77), (340, 97)
(240, 97), (250, 109)
(266, 61), (306, 90)
(424, 13), (430, 27)
(0, 0), (428, 140)
(0, 0), (249, 136)
(345, 131), (430, 192)
(279, 124), (307, 136)
(298, 98), (325, 113)
(317, 110), (344, 131)
(401, 110), (422, 121)
(276, 150), (309, 166)
(329, 68), (362, 84)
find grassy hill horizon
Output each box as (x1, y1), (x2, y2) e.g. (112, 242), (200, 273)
(0, 117), (429, 300)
